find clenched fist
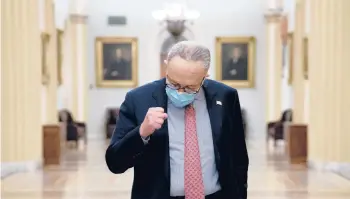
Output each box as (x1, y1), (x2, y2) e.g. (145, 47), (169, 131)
(140, 107), (168, 137)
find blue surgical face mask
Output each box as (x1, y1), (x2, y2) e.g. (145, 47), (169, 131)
(165, 87), (196, 108)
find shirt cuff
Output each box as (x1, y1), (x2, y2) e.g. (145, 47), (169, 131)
(140, 135), (150, 144)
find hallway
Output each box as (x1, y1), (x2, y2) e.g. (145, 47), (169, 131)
(2, 140), (350, 199)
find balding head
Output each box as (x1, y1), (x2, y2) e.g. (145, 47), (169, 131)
(166, 41), (211, 69)
(165, 41), (210, 93)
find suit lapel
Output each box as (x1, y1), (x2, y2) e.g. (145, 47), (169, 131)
(151, 78), (171, 191)
(203, 80), (222, 169)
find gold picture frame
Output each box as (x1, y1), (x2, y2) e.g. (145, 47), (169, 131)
(287, 33), (294, 85)
(56, 29), (64, 85)
(95, 37), (138, 87)
(215, 36), (256, 88)
(303, 37), (308, 80)
(41, 32), (50, 85)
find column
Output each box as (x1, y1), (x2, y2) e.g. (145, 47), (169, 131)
(65, 17), (78, 119)
(60, 20), (71, 111)
(265, 13), (283, 122)
(308, 0), (350, 177)
(65, 13), (88, 122)
(1, 0), (42, 176)
(291, 0), (306, 123)
(42, 0), (58, 124)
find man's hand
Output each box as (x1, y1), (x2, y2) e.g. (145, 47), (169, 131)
(230, 69), (237, 75)
(140, 107), (168, 137)
(111, 71), (119, 76)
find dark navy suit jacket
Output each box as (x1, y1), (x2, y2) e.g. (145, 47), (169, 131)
(105, 78), (249, 199)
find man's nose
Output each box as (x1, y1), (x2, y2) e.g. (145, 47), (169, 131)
(177, 88), (185, 93)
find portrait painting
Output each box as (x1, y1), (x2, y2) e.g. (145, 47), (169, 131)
(41, 32), (50, 85)
(216, 37), (255, 88)
(95, 37), (138, 87)
(287, 33), (294, 84)
(56, 29), (64, 85)
(303, 37), (308, 80)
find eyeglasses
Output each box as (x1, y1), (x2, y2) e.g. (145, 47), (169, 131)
(166, 76), (204, 94)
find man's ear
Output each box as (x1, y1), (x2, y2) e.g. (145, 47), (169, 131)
(205, 69), (210, 77)
(163, 60), (168, 76)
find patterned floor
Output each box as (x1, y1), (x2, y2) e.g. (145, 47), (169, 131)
(2, 139), (350, 199)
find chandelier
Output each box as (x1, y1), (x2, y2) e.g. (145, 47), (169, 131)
(265, 0), (284, 14)
(152, 0), (200, 21)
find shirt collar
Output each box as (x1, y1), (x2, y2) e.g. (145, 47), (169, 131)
(195, 87), (205, 101)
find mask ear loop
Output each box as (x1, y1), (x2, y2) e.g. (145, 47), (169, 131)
(195, 78), (206, 93)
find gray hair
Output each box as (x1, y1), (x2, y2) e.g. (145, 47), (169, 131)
(167, 41), (211, 69)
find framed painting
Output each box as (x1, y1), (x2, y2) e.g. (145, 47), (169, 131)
(56, 29), (64, 85)
(215, 36), (256, 88)
(303, 37), (308, 80)
(287, 33), (294, 84)
(95, 37), (138, 87)
(41, 32), (50, 85)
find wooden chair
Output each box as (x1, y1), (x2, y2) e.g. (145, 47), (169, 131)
(76, 122), (87, 145)
(105, 108), (119, 139)
(267, 109), (293, 146)
(58, 110), (87, 147)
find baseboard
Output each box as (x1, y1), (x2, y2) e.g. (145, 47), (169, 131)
(308, 161), (350, 180)
(1, 160), (42, 179)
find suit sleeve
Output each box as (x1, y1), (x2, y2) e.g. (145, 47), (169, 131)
(231, 90), (249, 199)
(105, 92), (146, 174)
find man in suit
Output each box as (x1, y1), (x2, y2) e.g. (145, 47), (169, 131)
(104, 48), (131, 80)
(105, 41), (249, 199)
(222, 46), (248, 80)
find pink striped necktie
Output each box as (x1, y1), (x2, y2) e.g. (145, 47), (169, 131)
(184, 105), (205, 199)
